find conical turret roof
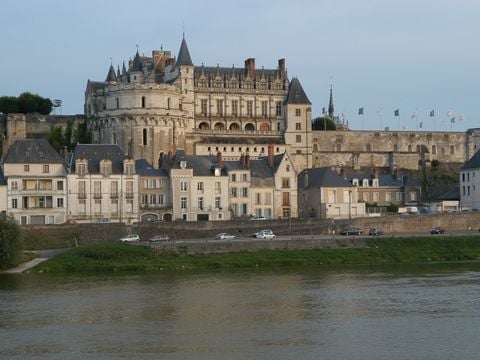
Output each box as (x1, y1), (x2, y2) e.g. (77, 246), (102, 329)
(131, 50), (143, 72)
(176, 36), (193, 66)
(284, 77), (311, 105)
(105, 64), (117, 82)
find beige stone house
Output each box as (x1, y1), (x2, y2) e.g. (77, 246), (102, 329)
(66, 144), (139, 224)
(1, 140), (67, 224)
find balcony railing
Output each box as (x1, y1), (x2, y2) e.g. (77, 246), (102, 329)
(111, 192), (119, 198)
(125, 192), (134, 199)
(78, 193), (87, 199)
(93, 193), (102, 199)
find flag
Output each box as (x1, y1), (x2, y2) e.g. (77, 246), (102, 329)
(358, 107), (364, 115)
(459, 114), (465, 122)
(429, 109), (434, 117)
(394, 109), (399, 117)
(411, 111), (417, 119)
(447, 110), (453, 117)
(322, 107), (326, 115)
(419, 122), (423, 128)
(450, 117), (456, 123)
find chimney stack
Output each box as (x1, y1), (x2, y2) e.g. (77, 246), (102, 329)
(217, 151), (223, 168)
(278, 58), (286, 77)
(267, 144), (275, 167)
(245, 152), (250, 168)
(244, 58), (256, 78)
(240, 153), (246, 166)
(158, 152), (164, 168)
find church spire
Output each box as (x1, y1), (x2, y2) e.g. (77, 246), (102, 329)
(105, 64), (117, 82)
(328, 85), (334, 118)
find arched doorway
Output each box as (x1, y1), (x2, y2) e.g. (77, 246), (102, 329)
(163, 213), (172, 222)
(199, 122), (209, 130)
(214, 122), (225, 130)
(229, 123), (240, 130)
(245, 123), (255, 131)
(259, 123), (270, 131)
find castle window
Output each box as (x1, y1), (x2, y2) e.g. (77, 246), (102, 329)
(261, 101), (268, 117)
(295, 109), (301, 116)
(141, 96), (146, 108)
(143, 128), (148, 146)
(296, 123), (301, 130)
(216, 99), (224, 116)
(416, 145), (421, 153)
(296, 135), (302, 143)
(276, 102), (282, 116)
(247, 101), (253, 117)
(116, 98), (119, 109)
(167, 98), (171, 109)
(24, 165), (30, 172)
(432, 145), (437, 155)
(43, 165), (49, 173)
(231, 100), (238, 116)
(450, 145), (455, 155)
(201, 99), (208, 116)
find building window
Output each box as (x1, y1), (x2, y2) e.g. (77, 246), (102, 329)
(77, 163), (86, 176)
(116, 98), (119, 109)
(201, 99), (208, 116)
(261, 101), (268, 117)
(242, 174), (248, 181)
(197, 182), (204, 192)
(450, 145), (455, 155)
(215, 197), (221, 209)
(247, 101), (253, 117)
(57, 198), (64, 208)
(79, 199), (86, 214)
(158, 194), (164, 204)
(180, 197), (187, 209)
(142, 96), (146, 108)
(78, 181), (86, 198)
(296, 135), (302, 143)
(198, 197), (204, 210)
(11, 181), (18, 190)
(265, 193), (272, 205)
(215, 182), (221, 194)
(231, 174), (237, 182)
(242, 187), (248, 197)
(216, 99), (223, 116)
(180, 181), (188, 192)
(231, 100), (238, 116)
(12, 198), (17, 209)
(373, 192), (379, 201)
(296, 123), (301, 130)
(255, 193), (261, 205)
(231, 187), (237, 198)
(282, 192), (290, 206)
(94, 181), (102, 198)
(24, 165), (30, 172)
(111, 181), (118, 197)
(385, 192), (392, 201)
(396, 192), (403, 201)
(276, 102), (282, 116)
(282, 178), (290, 188)
(409, 192), (417, 201)
(57, 181), (63, 191)
(295, 109), (301, 116)
(143, 128), (148, 146)
(43, 165), (49, 173)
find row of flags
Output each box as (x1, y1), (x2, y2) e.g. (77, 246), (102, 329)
(357, 107), (465, 127)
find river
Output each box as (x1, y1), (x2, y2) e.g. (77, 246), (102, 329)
(1, 263), (480, 359)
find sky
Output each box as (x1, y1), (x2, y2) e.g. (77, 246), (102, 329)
(2, 0), (479, 132)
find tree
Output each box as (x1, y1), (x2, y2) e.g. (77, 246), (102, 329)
(0, 92), (52, 115)
(73, 120), (92, 144)
(0, 214), (23, 269)
(312, 116), (336, 130)
(47, 125), (65, 152)
(64, 118), (75, 151)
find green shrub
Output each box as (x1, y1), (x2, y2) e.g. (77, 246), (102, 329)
(0, 215), (23, 269)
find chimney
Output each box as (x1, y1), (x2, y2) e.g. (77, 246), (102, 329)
(267, 144), (274, 167)
(240, 153), (246, 166)
(158, 152), (164, 168)
(393, 166), (398, 179)
(278, 58), (286, 77)
(245, 152), (250, 168)
(244, 58), (256, 78)
(217, 151), (223, 168)
(339, 164), (344, 177)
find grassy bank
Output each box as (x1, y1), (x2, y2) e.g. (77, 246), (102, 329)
(31, 235), (480, 273)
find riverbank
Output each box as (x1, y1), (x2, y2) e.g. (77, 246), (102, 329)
(30, 235), (480, 273)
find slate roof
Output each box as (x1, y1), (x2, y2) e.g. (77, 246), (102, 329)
(135, 159), (169, 177)
(344, 172), (404, 187)
(194, 66), (280, 81)
(176, 37), (193, 67)
(105, 64), (117, 82)
(298, 167), (352, 188)
(70, 144), (126, 174)
(131, 50), (143, 72)
(462, 149), (480, 170)
(3, 140), (64, 164)
(284, 77), (311, 105)
(436, 186), (460, 201)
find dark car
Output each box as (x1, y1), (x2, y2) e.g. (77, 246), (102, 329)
(340, 228), (363, 235)
(431, 226), (446, 234)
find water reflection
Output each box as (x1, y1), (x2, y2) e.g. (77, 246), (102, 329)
(1, 264), (480, 359)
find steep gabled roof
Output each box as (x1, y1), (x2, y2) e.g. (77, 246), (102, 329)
(70, 144), (126, 174)
(3, 140), (64, 164)
(298, 167), (352, 188)
(176, 36), (193, 67)
(135, 159), (169, 177)
(462, 149), (480, 170)
(284, 77), (311, 105)
(105, 64), (117, 82)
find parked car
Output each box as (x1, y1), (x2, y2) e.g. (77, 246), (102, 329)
(340, 228), (363, 235)
(250, 216), (267, 221)
(118, 234), (140, 242)
(255, 229), (276, 239)
(148, 234), (170, 242)
(431, 226), (446, 234)
(215, 233), (236, 241)
(368, 227), (384, 236)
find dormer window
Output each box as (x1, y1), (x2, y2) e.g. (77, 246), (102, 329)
(362, 179), (369, 187)
(124, 160), (135, 175)
(76, 161), (87, 176)
(352, 179), (359, 186)
(372, 179), (379, 187)
(180, 160), (187, 169)
(100, 160), (112, 176)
